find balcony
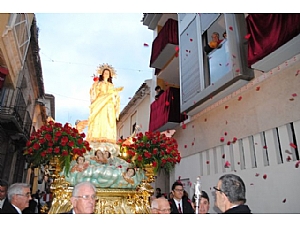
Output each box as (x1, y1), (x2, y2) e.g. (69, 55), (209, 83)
(150, 18), (179, 70)
(149, 87), (184, 132)
(247, 14), (300, 72)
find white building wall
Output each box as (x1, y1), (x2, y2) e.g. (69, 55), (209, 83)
(172, 55), (300, 213)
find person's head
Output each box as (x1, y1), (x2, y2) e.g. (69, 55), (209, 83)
(0, 179), (8, 200)
(70, 181), (97, 214)
(214, 174), (246, 213)
(126, 168), (135, 177)
(76, 156), (85, 164)
(95, 150), (103, 158)
(155, 85), (161, 93)
(156, 188), (161, 194)
(168, 192), (173, 200)
(211, 32), (220, 42)
(150, 197), (171, 214)
(99, 68), (112, 83)
(171, 181), (184, 201)
(7, 183), (31, 211)
(199, 191), (210, 214)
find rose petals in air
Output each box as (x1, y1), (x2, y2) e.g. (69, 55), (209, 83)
(286, 156), (292, 162)
(263, 145), (267, 149)
(263, 174), (267, 179)
(184, 145), (187, 148)
(206, 160), (210, 164)
(165, 101), (170, 106)
(224, 161), (231, 168)
(255, 173), (260, 177)
(175, 46), (179, 52)
(238, 96), (242, 101)
(222, 154), (225, 159)
(220, 137), (225, 142)
(295, 70), (300, 76)
(225, 105), (229, 109)
(295, 161), (300, 168)
(190, 38), (193, 42)
(237, 162), (240, 165)
(232, 137), (237, 143)
(244, 34), (251, 39)
(292, 93), (297, 97)
(182, 124), (186, 129)
(290, 143), (297, 149)
(229, 26), (233, 31)
(235, 69), (240, 73)
(227, 141), (231, 146)
(282, 198), (286, 203)
(285, 150), (293, 155)
(256, 86), (260, 91)
(224, 132), (227, 136)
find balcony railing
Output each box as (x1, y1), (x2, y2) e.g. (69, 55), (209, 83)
(149, 87), (185, 132)
(150, 18), (179, 69)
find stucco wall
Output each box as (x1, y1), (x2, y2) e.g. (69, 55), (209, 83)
(171, 56), (300, 213)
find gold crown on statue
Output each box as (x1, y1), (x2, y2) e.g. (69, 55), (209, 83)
(97, 63), (117, 78)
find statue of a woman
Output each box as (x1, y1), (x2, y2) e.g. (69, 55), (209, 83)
(87, 65), (123, 145)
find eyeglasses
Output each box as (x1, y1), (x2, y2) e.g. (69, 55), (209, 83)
(16, 193), (31, 198)
(174, 189), (184, 192)
(213, 186), (223, 193)
(73, 195), (97, 200)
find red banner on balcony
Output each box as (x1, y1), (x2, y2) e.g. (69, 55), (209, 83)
(0, 66), (8, 89)
(246, 14), (300, 66)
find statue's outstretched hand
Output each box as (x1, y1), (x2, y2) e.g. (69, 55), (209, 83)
(115, 87), (124, 92)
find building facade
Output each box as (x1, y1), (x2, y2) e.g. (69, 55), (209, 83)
(143, 13), (300, 213)
(0, 13), (48, 185)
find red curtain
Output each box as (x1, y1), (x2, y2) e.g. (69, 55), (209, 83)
(247, 14), (300, 66)
(0, 67), (8, 89)
(149, 87), (183, 132)
(150, 18), (179, 67)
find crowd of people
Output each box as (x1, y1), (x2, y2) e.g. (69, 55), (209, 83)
(0, 173), (251, 214)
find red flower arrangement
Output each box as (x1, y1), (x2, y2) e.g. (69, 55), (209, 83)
(23, 120), (91, 176)
(118, 131), (181, 175)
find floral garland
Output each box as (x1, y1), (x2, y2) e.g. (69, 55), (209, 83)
(118, 131), (181, 175)
(23, 120), (91, 176)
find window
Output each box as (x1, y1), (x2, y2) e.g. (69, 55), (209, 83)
(130, 112), (137, 134)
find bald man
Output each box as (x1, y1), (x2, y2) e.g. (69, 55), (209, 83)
(150, 197), (171, 214)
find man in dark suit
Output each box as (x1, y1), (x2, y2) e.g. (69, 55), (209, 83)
(1, 183), (32, 214)
(61, 181), (97, 214)
(214, 174), (252, 214)
(0, 179), (9, 213)
(168, 181), (194, 214)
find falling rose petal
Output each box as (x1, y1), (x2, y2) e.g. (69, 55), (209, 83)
(225, 105), (229, 109)
(143, 43), (149, 47)
(226, 62), (229, 66)
(186, 49), (189, 52)
(263, 174), (267, 179)
(292, 93), (297, 97)
(184, 145), (187, 148)
(226, 121), (228, 125)
(295, 69), (300, 76)
(234, 170), (237, 172)
(227, 141), (231, 146)
(128, 97), (132, 99)
(220, 137), (225, 142)
(192, 142), (194, 146)
(244, 34), (251, 39)
(222, 154), (225, 159)
(235, 69), (240, 73)
(190, 38), (193, 42)
(232, 54), (236, 58)
(204, 118), (207, 122)
(255, 173), (260, 177)
(219, 63), (222, 66)
(256, 86), (260, 91)
(238, 96), (242, 101)
(165, 101), (170, 106)
(175, 52), (179, 58)
(182, 124), (186, 129)
(282, 198), (286, 203)
(286, 156), (292, 162)
(175, 46), (179, 51)
(232, 137), (237, 143)
(224, 161), (231, 168)
(290, 143), (297, 149)
(285, 149), (293, 155)
(250, 183), (254, 185)
(206, 160), (210, 164)
(237, 162), (240, 165)
(229, 26), (233, 31)
(295, 160), (300, 168)
(192, 125), (194, 128)
(263, 145), (267, 149)
(289, 98), (294, 101)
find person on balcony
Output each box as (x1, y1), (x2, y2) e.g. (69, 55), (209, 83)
(155, 85), (164, 100)
(204, 32), (224, 54)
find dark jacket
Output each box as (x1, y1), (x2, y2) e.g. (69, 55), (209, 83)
(0, 199), (19, 214)
(224, 204), (252, 214)
(169, 198), (194, 214)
